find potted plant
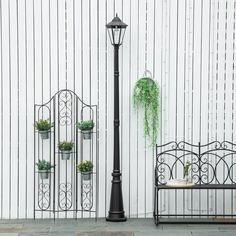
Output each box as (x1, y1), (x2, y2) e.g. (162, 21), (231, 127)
(34, 119), (53, 139)
(76, 120), (95, 140)
(183, 161), (192, 183)
(77, 160), (93, 181)
(58, 141), (74, 160)
(133, 74), (160, 147)
(36, 159), (54, 180)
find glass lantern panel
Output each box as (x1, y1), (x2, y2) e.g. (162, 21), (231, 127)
(107, 28), (113, 45)
(112, 27), (121, 45)
(119, 28), (126, 45)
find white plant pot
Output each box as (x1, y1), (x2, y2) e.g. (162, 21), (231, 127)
(184, 174), (191, 183)
(81, 172), (92, 181)
(39, 170), (49, 180)
(39, 130), (50, 140)
(82, 130), (92, 140)
(61, 150), (72, 160)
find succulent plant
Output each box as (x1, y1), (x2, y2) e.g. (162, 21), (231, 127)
(77, 160), (93, 173)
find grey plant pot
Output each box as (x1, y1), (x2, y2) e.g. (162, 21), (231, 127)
(39, 170), (49, 180)
(61, 150), (72, 160)
(81, 172), (92, 181)
(82, 130), (92, 140)
(39, 130), (50, 140)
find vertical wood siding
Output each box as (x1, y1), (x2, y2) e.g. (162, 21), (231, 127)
(0, 0), (235, 218)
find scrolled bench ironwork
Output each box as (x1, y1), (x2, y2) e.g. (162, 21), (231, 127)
(154, 141), (236, 225)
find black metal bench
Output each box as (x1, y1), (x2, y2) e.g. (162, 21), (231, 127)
(154, 141), (236, 225)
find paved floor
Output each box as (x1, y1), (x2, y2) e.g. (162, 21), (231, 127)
(0, 219), (236, 236)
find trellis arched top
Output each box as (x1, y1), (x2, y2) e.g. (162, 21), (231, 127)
(34, 89), (97, 108)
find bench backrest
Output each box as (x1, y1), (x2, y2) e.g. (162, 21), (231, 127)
(155, 141), (236, 185)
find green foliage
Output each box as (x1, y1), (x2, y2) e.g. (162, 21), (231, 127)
(133, 77), (160, 146)
(77, 160), (93, 173)
(58, 141), (74, 151)
(183, 161), (192, 178)
(36, 159), (54, 171)
(34, 119), (53, 131)
(76, 120), (95, 131)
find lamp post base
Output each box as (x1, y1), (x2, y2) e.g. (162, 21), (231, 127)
(106, 171), (127, 222)
(106, 212), (127, 222)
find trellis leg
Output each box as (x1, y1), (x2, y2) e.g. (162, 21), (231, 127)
(53, 98), (56, 221)
(34, 105), (36, 220)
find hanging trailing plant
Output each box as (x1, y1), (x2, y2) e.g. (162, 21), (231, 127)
(133, 73), (160, 146)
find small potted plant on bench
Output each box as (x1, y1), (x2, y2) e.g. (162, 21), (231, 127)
(36, 159), (54, 180)
(77, 160), (93, 181)
(76, 120), (95, 140)
(183, 161), (192, 183)
(58, 141), (74, 160)
(34, 119), (53, 140)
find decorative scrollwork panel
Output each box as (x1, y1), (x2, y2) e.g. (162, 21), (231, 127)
(156, 141), (236, 185)
(38, 182), (50, 210)
(58, 90), (73, 126)
(59, 183), (72, 211)
(81, 181), (93, 211)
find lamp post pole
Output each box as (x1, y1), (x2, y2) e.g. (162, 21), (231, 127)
(113, 44), (120, 174)
(106, 15), (127, 222)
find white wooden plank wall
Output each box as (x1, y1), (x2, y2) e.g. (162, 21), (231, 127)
(0, 0), (235, 219)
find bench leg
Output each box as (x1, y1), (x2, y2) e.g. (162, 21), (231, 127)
(154, 187), (159, 226)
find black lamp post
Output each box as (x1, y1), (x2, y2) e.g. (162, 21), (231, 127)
(106, 14), (127, 222)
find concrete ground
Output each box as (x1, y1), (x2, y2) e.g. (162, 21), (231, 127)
(0, 219), (236, 236)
